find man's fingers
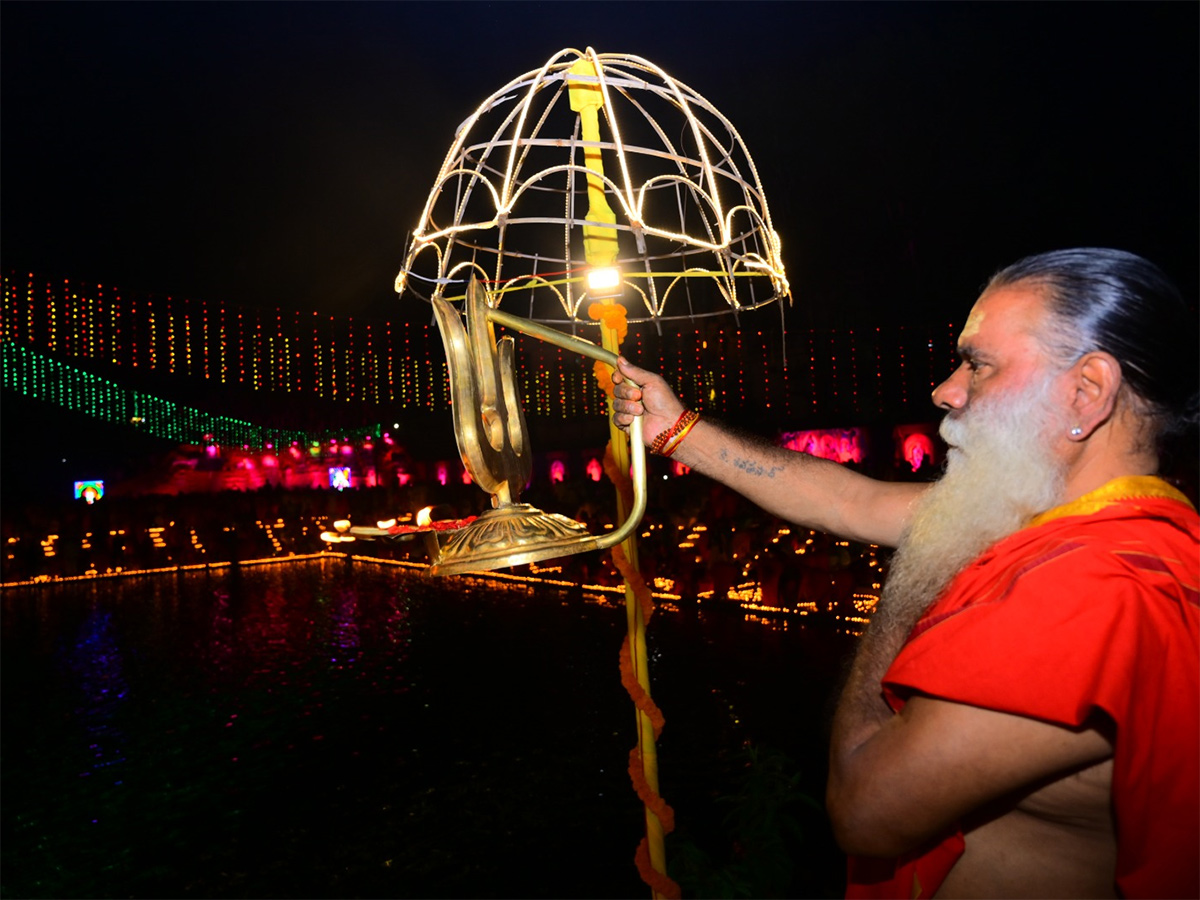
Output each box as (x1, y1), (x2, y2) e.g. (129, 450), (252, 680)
(616, 355), (653, 385)
(613, 394), (644, 416)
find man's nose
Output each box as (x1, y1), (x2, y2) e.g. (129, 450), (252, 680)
(932, 364), (969, 410)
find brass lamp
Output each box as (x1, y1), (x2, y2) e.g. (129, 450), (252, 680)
(425, 275), (645, 576)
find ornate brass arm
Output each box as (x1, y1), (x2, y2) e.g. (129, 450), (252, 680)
(423, 277), (646, 575)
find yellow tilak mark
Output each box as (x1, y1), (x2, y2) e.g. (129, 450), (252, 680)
(959, 304), (985, 341)
(567, 58), (619, 268)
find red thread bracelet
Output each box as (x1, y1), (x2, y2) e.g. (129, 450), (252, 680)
(650, 409), (699, 457)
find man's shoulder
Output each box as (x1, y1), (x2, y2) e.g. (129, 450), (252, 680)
(1024, 481), (1199, 552)
(886, 499), (1199, 727)
(906, 494), (1198, 649)
(1013, 491), (1198, 588)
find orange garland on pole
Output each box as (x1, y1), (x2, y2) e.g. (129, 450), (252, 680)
(589, 299), (680, 899)
(610, 475), (680, 900)
(588, 302), (630, 341)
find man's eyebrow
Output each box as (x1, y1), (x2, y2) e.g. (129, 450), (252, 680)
(956, 342), (988, 363)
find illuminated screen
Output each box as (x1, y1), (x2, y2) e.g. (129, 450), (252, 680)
(328, 467), (352, 490)
(74, 480), (105, 502)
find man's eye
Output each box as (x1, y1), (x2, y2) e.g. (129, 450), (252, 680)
(965, 358), (987, 374)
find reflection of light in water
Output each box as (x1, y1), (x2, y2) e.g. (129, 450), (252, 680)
(209, 589), (236, 669)
(251, 588), (292, 675)
(384, 592), (411, 651)
(69, 608), (128, 782)
(383, 591), (413, 694)
(329, 588), (361, 668)
(2, 559), (860, 900)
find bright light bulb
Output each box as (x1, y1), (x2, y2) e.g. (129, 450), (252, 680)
(586, 266), (621, 296)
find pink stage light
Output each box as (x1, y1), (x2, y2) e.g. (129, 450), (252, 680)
(780, 428), (864, 464)
(903, 433), (935, 472)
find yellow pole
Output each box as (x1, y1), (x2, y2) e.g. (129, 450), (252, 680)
(567, 58), (620, 269)
(569, 57), (669, 899)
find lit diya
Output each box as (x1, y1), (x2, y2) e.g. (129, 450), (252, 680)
(320, 506), (478, 565)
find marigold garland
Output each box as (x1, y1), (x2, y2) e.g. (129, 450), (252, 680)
(592, 337), (679, 900)
(587, 301), (629, 342)
(620, 636), (665, 736)
(593, 358), (615, 395)
(637, 836), (683, 900)
(602, 444), (636, 527)
(628, 746), (674, 828)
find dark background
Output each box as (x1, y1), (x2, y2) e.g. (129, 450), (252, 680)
(3, 1), (1196, 330)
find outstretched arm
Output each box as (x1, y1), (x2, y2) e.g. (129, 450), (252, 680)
(611, 356), (927, 548)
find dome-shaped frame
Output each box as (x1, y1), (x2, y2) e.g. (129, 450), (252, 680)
(395, 47), (790, 326)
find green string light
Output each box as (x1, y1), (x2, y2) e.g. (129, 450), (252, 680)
(1, 342), (383, 448)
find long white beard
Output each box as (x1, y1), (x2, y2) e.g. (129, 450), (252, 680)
(875, 377), (1070, 632)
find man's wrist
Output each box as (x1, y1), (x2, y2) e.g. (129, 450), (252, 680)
(650, 409), (700, 457)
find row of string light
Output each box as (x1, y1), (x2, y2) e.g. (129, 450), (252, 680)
(2, 272), (958, 426)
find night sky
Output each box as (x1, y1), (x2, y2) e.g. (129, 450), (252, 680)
(3, 1), (1197, 330)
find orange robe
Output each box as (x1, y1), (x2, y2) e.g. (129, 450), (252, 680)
(847, 476), (1200, 899)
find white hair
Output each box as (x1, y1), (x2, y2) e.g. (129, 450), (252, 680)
(875, 371), (1070, 632)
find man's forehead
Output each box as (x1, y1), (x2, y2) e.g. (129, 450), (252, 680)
(959, 304), (986, 343)
(957, 285), (1048, 349)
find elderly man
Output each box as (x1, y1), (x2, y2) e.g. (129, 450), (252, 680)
(611, 248), (1198, 898)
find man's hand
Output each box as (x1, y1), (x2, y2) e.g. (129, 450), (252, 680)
(611, 357), (686, 447)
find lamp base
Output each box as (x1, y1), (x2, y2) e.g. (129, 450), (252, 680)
(428, 503), (599, 576)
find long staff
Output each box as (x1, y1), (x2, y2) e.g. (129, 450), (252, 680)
(568, 56), (676, 900)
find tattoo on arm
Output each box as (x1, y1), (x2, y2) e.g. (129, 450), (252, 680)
(718, 448), (783, 478)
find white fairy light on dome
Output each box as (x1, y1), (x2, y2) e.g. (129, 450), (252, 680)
(395, 46), (790, 326)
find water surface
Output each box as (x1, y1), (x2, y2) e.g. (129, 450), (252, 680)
(2, 559), (852, 898)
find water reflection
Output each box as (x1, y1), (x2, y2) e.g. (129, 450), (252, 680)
(3, 559), (853, 899)
(328, 587), (361, 669)
(68, 606), (128, 784)
(250, 586), (292, 675)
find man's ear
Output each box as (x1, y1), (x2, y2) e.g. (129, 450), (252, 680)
(1067, 351), (1122, 440)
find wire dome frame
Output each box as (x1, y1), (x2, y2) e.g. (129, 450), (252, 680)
(394, 47), (791, 327)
